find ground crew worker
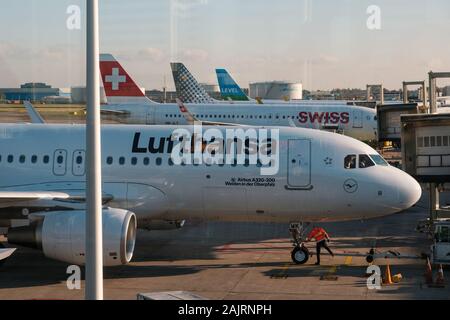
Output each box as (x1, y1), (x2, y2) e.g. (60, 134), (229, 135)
(306, 226), (334, 265)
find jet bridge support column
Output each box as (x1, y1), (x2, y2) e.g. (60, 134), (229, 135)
(429, 183), (440, 221)
(428, 71), (450, 114)
(427, 72), (450, 220)
(402, 81), (426, 108)
(366, 84), (384, 105)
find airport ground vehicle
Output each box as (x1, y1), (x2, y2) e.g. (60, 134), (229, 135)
(431, 219), (450, 265)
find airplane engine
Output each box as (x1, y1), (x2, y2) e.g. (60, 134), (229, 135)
(7, 208), (136, 266)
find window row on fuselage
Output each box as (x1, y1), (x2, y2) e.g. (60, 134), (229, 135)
(163, 113), (303, 120)
(0, 154), (51, 164)
(106, 155), (266, 167)
(0, 153), (266, 168)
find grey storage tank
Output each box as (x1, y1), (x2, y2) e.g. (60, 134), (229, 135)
(249, 81), (302, 101)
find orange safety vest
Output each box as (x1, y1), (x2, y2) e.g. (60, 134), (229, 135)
(307, 227), (328, 242)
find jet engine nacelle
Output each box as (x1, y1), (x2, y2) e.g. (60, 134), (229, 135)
(8, 208), (136, 266)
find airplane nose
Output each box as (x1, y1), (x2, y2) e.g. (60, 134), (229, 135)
(396, 171), (422, 210)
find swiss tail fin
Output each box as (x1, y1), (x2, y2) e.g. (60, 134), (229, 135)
(216, 69), (250, 101)
(99, 54), (156, 104)
(170, 62), (215, 104)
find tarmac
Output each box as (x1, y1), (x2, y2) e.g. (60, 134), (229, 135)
(0, 192), (449, 300)
(0, 106), (449, 300)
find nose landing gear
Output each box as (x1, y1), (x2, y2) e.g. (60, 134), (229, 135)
(291, 245), (310, 264)
(289, 222), (310, 264)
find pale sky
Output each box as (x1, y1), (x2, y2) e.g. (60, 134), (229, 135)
(1, 0), (450, 91)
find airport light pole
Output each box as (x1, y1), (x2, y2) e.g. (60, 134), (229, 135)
(85, 0), (103, 300)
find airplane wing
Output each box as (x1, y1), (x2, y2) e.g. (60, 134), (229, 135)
(0, 191), (113, 209)
(24, 101), (45, 124)
(100, 108), (131, 116)
(176, 99), (244, 127)
(0, 191), (71, 206)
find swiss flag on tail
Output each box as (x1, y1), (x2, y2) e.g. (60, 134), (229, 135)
(99, 54), (148, 103)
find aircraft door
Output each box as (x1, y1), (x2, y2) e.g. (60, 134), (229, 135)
(53, 149), (68, 176)
(353, 109), (363, 128)
(72, 150), (86, 176)
(287, 139), (311, 189)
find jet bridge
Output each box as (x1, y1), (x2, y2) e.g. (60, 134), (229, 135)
(366, 84), (384, 105)
(429, 71), (450, 114)
(377, 103), (419, 145)
(401, 113), (450, 220)
(403, 81), (427, 104)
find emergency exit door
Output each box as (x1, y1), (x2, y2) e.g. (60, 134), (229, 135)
(53, 149), (67, 176)
(287, 139), (311, 188)
(72, 150), (86, 176)
(353, 109), (363, 128)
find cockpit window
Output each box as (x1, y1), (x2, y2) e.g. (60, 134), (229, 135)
(344, 155), (356, 169)
(359, 154), (375, 168)
(370, 154), (389, 166)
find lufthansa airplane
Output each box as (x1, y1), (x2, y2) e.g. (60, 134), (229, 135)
(0, 122), (420, 265)
(99, 54), (378, 141)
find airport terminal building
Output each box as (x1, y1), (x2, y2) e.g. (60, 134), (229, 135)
(0, 83), (60, 102)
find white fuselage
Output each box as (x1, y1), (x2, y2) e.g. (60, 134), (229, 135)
(0, 124), (420, 225)
(102, 103), (378, 142)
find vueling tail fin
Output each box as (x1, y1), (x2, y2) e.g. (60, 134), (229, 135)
(216, 69), (250, 101)
(99, 54), (157, 104)
(170, 62), (215, 104)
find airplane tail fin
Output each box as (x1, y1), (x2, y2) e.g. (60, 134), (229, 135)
(216, 69), (250, 101)
(99, 54), (156, 105)
(170, 62), (215, 104)
(176, 98), (198, 125)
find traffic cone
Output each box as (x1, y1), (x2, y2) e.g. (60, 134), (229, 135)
(435, 264), (445, 286)
(383, 263), (394, 285)
(424, 257), (433, 285)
